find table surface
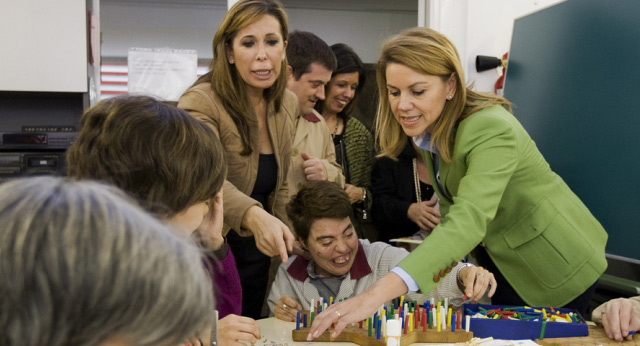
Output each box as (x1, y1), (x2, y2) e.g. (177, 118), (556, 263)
(253, 318), (640, 346)
(254, 318), (457, 346)
(537, 325), (640, 345)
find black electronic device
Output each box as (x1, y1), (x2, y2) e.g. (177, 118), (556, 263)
(0, 131), (76, 181)
(0, 88), (83, 182)
(0, 131), (76, 150)
(0, 151), (67, 181)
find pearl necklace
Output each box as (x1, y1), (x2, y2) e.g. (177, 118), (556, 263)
(413, 157), (422, 203)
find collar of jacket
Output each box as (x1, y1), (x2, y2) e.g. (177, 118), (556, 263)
(301, 112), (321, 123)
(286, 241), (372, 282)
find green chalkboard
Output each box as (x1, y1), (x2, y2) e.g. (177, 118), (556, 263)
(504, 0), (640, 261)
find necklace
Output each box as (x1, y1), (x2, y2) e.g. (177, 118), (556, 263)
(413, 158), (422, 203)
(331, 117), (342, 136)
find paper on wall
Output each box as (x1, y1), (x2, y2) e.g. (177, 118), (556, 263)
(128, 47), (198, 101)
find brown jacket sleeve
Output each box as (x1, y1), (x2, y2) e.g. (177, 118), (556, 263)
(178, 86), (260, 236)
(268, 91), (298, 234)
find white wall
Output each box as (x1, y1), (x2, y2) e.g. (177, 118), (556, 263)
(426, 0), (564, 93)
(100, 1), (570, 93)
(100, 2), (226, 60)
(0, 0), (88, 92)
(100, 2), (417, 64)
(288, 8), (416, 64)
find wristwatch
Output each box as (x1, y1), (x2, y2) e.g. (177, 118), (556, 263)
(457, 262), (473, 287)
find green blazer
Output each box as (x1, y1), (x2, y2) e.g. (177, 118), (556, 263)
(398, 105), (607, 307)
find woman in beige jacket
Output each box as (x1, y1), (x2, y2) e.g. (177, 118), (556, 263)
(178, 0), (296, 320)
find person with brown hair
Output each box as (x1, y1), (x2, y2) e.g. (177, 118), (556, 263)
(67, 96), (226, 221)
(314, 43), (374, 238)
(285, 30), (344, 198)
(307, 27), (607, 339)
(178, 0), (297, 320)
(66, 95), (258, 345)
(0, 176), (213, 346)
(267, 180), (494, 322)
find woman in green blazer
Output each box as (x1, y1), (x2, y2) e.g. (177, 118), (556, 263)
(306, 27), (607, 340)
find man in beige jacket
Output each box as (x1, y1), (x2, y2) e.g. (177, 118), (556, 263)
(285, 30), (345, 199)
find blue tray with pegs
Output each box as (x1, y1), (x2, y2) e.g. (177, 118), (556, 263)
(463, 304), (588, 340)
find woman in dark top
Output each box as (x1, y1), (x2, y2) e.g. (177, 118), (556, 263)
(371, 137), (440, 243)
(314, 43), (374, 239)
(178, 0), (297, 320)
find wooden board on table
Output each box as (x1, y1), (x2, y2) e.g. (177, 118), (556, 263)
(292, 326), (472, 346)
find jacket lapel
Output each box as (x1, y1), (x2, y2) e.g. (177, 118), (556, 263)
(419, 149), (453, 204)
(292, 115), (309, 148)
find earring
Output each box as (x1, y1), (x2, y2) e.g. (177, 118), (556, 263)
(229, 59), (234, 64)
(281, 53), (285, 61)
(447, 95), (453, 100)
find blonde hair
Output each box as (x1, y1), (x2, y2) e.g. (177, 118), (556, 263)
(0, 176), (213, 346)
(375, 27), (511, 162)
(194, 0), (289, 155)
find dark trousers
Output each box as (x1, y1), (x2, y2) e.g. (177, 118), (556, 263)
(474, 246), (597, 318)
(227, 231), (270, 319)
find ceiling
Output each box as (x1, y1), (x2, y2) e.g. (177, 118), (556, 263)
(101, 0), (418, 13)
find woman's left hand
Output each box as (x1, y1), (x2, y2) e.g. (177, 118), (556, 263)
(195, 191), (224, 251)
(218, 314), (261, 346)
(458, 265), (496, 302)
(344, 184), (364, 204)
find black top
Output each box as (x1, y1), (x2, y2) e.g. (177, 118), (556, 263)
(332, 133), (350, 182)
(370, 139), (434, 243)
(250, 154), (277, 213)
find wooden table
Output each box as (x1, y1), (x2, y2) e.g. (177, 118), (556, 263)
(254, 318), (640, 345)
(537, 325), (640, 345)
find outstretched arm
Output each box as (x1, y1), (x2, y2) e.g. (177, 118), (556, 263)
(307, 272), (408, 340)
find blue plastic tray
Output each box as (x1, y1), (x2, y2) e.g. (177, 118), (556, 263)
(463, 304), (588, 340)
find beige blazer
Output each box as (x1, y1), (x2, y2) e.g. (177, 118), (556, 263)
(287, 109), (344, 200)
(178, 83), (298, 235)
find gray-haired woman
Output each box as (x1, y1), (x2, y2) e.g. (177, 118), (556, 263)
(0, 176), (213, 346)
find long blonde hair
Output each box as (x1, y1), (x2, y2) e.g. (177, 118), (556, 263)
(375, 27), (511, 162)
(194, 0), (289, 155)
